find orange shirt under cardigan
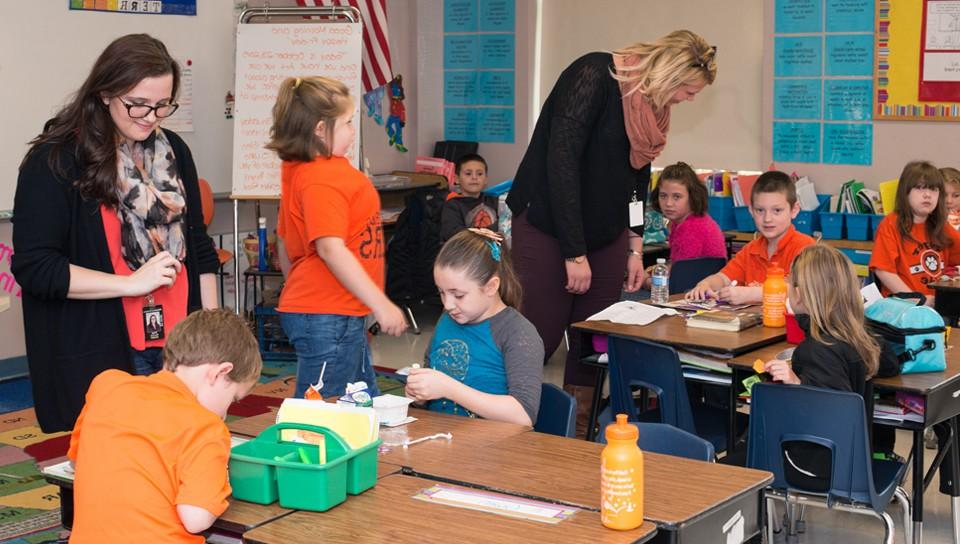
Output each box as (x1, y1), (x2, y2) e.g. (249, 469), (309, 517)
(67, 370), (231, 544)
(870, 213), (960, 296)
(720, 225), (815, 286)
(277, 156), (385, 315)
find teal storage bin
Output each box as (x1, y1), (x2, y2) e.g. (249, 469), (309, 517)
(793, 194), (831, 235)
(845, 213), (871, 241)
(229, 422), (380, 511)
(733, 206), (755, 232)
(839, 248), (871, 266)
(869, 214), (887, 239)
(708, 196), (736, 230)
(820, 212), (845, 240)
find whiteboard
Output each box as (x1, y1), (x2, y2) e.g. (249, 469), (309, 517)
(231, 21), (363, 198)
(0, 2), (238, 210)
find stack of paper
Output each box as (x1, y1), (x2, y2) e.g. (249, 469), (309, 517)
(836, 180), (883, 214)
(731, 172), (762, 207)
(795, 177), (821, 211)
(586, 301), (678, 326)
(276, 398), (379, 449)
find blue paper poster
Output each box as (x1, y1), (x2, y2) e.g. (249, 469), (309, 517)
(445, 0), (478, 33)
(823, 123), (872, 165)
(774, 79), (821, 120)
(445, 108), (478, 141)
(823, 80), (873, 121)
(477, 72), (515, 106)
(480, 0), (515, 32)
(479, 35), (515, 69)
(825, 34), (873, 76)
(826, 0), (874, 33)
(444, 36), (479, 69)
(775, 0), (822, 34)
(477, 109), (514, 143)
(444, 72), (479, 105)
(775, 37), (823, 77)
(773, 122), (821, 163)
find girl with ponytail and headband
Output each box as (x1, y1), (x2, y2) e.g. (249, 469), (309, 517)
(507, 30), (717, 436)
(405, 229), (544, 426)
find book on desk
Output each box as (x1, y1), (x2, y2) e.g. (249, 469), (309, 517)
(686, 310), (762, 332)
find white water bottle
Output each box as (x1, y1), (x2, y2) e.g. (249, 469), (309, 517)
(650, 258), (670, 304)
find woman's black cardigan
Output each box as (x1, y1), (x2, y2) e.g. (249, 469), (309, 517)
(12, 129), (219, 432)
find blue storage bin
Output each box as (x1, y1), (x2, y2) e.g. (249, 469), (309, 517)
(845, 213), (871, 241)
(793, 194), (832, 235)
(820, 212), (845, 240)
(708, 196), (736, 230)
(733, 206), (755, 232)
(869, 214), (887, 239)
(838, 248), (871, 266)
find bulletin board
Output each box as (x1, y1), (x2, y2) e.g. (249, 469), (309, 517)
(875, 0), (960, 120)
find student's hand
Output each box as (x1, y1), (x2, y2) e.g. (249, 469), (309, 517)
(686, 282), (717, 301)
(623, 256), (646, 293)
(127, 251), (181, 296)
(565, 258), (592, 295)
(405, 368), (454, 402)
(717, 285), (759, 305)
(764, 359), (800, 385)
(373, 301), (408, 336)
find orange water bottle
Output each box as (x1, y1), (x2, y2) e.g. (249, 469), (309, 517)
(601, 414), (644, 530)
(762, 262), (787, 328)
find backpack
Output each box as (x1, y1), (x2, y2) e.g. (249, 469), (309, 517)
(865, 293), (946, 374)
(386, 187), (447, 302)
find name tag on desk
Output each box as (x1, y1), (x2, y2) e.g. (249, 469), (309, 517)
(629, 201), (644, 228)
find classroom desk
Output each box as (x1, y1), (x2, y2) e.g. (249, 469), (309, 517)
(724, 230), (875, 251)
(410, 431), (771, 543)
(572, 310), (785, 441)
(241, 474), (657, 544)
(931, 278), (960, 324)
(227, 406), (530, 472)
(728, 341), (960, 544)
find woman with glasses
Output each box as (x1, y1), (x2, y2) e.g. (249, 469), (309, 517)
(13, 34), (219, 433)
(506, 30), (717, 437)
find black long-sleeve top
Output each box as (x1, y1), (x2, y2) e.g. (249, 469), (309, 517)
(12, 129), (219, 432)
(507, 52), (649, 258)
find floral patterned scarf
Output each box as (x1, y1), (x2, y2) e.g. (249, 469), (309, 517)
(115, 129), (186, 271)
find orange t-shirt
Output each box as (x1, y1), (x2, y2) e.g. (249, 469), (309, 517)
(102, 205), (188, 350)
(277, 156), (385, 315)
(67, 370), (231, 544)
(720, 225), (815, 286)
(869, 213), (960, 295)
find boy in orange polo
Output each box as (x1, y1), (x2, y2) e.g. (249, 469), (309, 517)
(67, 310), (262, 543)
(688, 171), (815, 304)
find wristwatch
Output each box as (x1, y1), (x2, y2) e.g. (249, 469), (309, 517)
(565, 255), (586, 264)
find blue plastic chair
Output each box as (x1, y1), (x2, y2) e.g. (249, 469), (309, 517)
(534, 383), (576, 438)
(596, 421), (714, 462)
(607, 336), (729, 452)
(669, 257), (726, 294)
(747, 383), (911, 544)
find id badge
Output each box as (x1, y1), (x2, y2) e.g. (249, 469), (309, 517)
(143, 295), (165, 342)
(629, 200), (644, 228)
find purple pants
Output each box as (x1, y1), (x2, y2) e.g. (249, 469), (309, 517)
(511, 211), (628, 386)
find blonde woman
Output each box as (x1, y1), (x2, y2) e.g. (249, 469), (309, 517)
(506, 30), (717, 434)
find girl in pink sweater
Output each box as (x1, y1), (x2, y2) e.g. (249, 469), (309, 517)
(653, 162), (727, 261)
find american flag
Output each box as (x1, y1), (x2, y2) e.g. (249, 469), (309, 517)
(297, 0), (393, 93)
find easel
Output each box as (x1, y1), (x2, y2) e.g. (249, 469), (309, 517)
(231, 5), (363, 312)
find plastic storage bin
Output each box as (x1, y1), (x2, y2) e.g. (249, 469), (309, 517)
(839, 248), (872, 278)
(708, 196), (736, 231)
(733, 206), (755, 232)
(229, 422), (380, 511)
(820, 212), (845, 240)
(793, 194), (832, 235)
(869, 214), (887, 239)
(845, 214), (871, 241)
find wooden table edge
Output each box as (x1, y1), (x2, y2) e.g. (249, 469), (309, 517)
(647, 472), (773, 530)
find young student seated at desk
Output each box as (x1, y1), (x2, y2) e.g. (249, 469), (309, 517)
(941, 166), (960, 231)
(67, 310), (262, 543)
(728, 245), (899, 481)
(870, 161), (960, 307)
(440, 153), (500, 242)
(687, 170), (815, 304)
(640, 161), (726, 289)
(405, 229), (544, 426)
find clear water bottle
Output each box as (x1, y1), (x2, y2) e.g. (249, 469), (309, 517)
(650, 258), (670, 304)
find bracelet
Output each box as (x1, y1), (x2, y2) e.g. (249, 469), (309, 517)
(628, 249), (643, 259)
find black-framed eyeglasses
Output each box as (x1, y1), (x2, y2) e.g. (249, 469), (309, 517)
(690, 46), (718, 69)
(117, 98), (179, 119)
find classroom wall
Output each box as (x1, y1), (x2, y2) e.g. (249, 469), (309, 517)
(761, 0), (960, 194)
